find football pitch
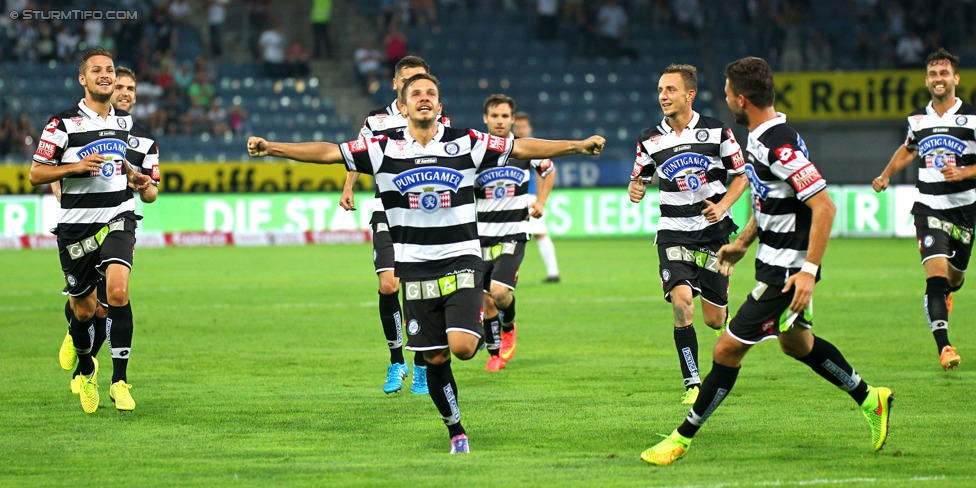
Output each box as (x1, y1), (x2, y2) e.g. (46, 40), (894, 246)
(1, 237), (974, 487)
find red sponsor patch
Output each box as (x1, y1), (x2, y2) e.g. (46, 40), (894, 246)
(788, 163), (823, 192)
(36, 139), (56, 159)
(636, 142), (644, 158)
(347, 139), (368, 153)
(151, 163), (160, 181)
(469, 128), (487, 140)
(487, 134), (508, 152)
(731, 151), (745, 170)
(630, 162), (645, 179)
(774, 144), (798, 164)
(760, 318), (777, 334)
(440, 115), (451, 127)
(70, 116), (84, 126)
(44, 118), (58, 133)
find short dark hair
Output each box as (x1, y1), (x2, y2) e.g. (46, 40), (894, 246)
(483, 94), (515, 115)
(662, 64), (698, 91)
(925, 48), (960, 72)
(79, 46), (113, 74)
(394, 55), (430, 77)
(724, 57), (775, 109)
(399, 73), (440, 102)
(514, 111), (531, 122)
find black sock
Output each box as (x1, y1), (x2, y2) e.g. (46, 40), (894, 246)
(90, 315), (107, 358)
(425, 360), (465, 438)
(674, 325), (700, 388)
(677, 361), (739, 438)
(69, 314), (96, 376)
(414, 351), (427, 367)
(796, 336), (869, 404)
(925, 277), (951, 352)
(484, 314), (501, 356)
(500, 295), (516, 330)
(107, 303), (133, 383)
(379, 291), (405, 364)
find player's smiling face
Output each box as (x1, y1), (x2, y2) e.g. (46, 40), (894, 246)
(926, 60), (958, 102)
(658, 72), (691, 119)
(79, 55), (116, 103)
(112, 75), (137, 112)
(403, 79), (441, 123)
(483, 103), (513, 138)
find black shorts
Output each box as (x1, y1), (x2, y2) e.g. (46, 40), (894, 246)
(58, 218), (137, 297)
(915, 215), (973, 272)
(402, 270), (484, 351)
(657, 239), (730, 307)
(727, 281), (812, 345)
(481, 240), (525, 291)
(372, 217), (395, 274)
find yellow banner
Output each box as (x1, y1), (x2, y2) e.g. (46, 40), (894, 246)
(0, 162), (374, 194)
(774, 70), (976, 121)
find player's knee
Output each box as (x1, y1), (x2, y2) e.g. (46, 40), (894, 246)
(378, 279), (399, 295)
(70, 299), (97, 321)
(490, 287), (511, 307)
(105, 283), (129, 307)
(450, 337), (480, 360)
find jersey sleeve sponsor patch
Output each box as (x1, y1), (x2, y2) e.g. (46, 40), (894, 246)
(486, 134), (508, 152)
(346, 138), (368, 153)
(44, 118), (59, 133)
(788, 163), (823, 193)
(36, 139), (57, 160)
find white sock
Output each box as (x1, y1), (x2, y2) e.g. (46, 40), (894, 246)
(536, 235), (559, 277)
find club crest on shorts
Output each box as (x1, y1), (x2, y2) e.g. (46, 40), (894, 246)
(407, 319), (420, 335)
(65, 274), (77, 287)
(923, 235), (935, 248)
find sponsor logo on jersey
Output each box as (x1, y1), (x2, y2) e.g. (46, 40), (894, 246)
(36, 139), (57, 159)
(99, 131), (116, 136)
(415, 157), (437, 164)
(725, 128), (737, 144)
(347, 138), (368, 153)
(77, 139), (128, 161)
(128, 136), (139, 148)
(774, 144), (798, 164)
(151, 163), (160, 181)
(392, 167), (464, 193)
(696, 129), (709, 142)
(677, 171), (706, 191)
(744, 163), (771, 200)
(659, 153), (712, 180)
(486, 134), (508, 152)
(475, 166), (525, 188)
(788, 163), (823, 192)
(731, 151), (745, 170)
(117, 118), (127, 129)
(485, 185), (516, 199)
(44, 118), (58, 133)
(445, 141), (460, 155)
(917, 134), (966, 157)
(71, 116), (84, 127)
(957, 115), (968, 126)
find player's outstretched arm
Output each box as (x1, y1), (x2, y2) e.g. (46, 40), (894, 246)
(530, 165), (557, 218)
(247, 136), (344, 164)
(511, 135), (605, 160)
(873, 145), (916, 192)
(340, 171), (359, 210)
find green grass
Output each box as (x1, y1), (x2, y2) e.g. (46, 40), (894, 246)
(1, 238), (974, 487)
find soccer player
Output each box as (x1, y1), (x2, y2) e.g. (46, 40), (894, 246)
(30, 47), (153, 414)
(248, 73), (604, 453)
(513, 111), (562, 283)
(872, 48), (975, 370)
(56, 66), (160, 412)
(339, 56), (450, 395)
(628, 64), (749, 404)
(642, 57), (892, 465)
(478, 96), (556, 371)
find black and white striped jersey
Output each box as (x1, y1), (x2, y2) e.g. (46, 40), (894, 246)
(744, 114), (826, 286)
(904, 98), (976, 227)
(475, 150), (554, 247)
(340, 125), (514, 278)
(125, 120), (160, 187)
(631, 112), (746, 245)
(360, 100), (451, 224)
(33, 99), (136, 241)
